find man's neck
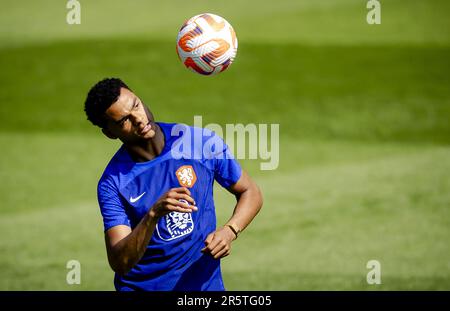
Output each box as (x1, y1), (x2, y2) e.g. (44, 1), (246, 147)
(124, 123), (165, 163)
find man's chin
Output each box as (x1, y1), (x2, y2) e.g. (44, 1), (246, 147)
(145, 129), (156, 139)
(139, 121), (157, 139)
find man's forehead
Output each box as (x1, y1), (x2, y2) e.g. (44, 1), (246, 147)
(105, 88), (136, 119)
(115, 88), (137, 106)
(116, 88), (135, 105)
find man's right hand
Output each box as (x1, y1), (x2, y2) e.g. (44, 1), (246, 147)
(149, 187), (197, 219)
(105, 187), (196, 275)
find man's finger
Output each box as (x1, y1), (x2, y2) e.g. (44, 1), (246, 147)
(204, 237), (221, 254)
(166, 198), (197, 211)
(201, 233), (215, 252)
(170, 187), (191, 196)
(210, 241), (227, 257)
(213, 248), (229, 260)
(166, 204), (192, 213)
(205, 233), (214, 245)
(171, 192), (196, 205)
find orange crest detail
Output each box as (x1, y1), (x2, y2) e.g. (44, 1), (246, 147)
(176, 165), (197, 188)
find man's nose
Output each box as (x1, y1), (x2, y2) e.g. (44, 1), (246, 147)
(130, 113), (144, 127)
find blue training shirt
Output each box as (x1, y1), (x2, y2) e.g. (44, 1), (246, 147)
(97, 122), (242, 291)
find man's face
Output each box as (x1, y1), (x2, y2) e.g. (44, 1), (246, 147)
(103, 87), (157, 143)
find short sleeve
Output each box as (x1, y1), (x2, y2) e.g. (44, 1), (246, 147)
(204, 133), (242, 189)
(98, 177), (131, 232)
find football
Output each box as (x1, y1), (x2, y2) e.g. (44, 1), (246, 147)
(176, 13), (238, 75)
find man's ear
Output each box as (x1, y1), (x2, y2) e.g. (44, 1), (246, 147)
(102, 127), (117, 140)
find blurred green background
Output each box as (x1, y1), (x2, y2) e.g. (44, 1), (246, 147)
(0, 0), (449, 290)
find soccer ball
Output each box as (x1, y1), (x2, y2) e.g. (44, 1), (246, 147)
(176, 13), (238, 75)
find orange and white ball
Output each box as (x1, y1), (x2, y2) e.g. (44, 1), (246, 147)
(176, 13), (238, 75)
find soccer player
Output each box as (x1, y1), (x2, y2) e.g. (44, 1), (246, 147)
(84, 78), (263, 291)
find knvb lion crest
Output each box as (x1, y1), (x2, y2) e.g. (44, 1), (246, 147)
(156, 211), (194, 241)
(176, 165), (197, 188)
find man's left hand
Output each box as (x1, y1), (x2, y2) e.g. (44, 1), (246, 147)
(201, 227), (236, 259)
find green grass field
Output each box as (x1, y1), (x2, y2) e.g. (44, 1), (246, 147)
(0, 0), (449, 290)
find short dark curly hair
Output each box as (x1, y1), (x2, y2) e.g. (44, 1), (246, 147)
(84, 78), (131, 128)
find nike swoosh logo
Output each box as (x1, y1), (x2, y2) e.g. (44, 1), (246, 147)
(130, 192), (146, 203)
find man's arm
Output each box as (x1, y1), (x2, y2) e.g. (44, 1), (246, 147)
(202, 170), (263, 259)
(105, 187), (197, 276)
